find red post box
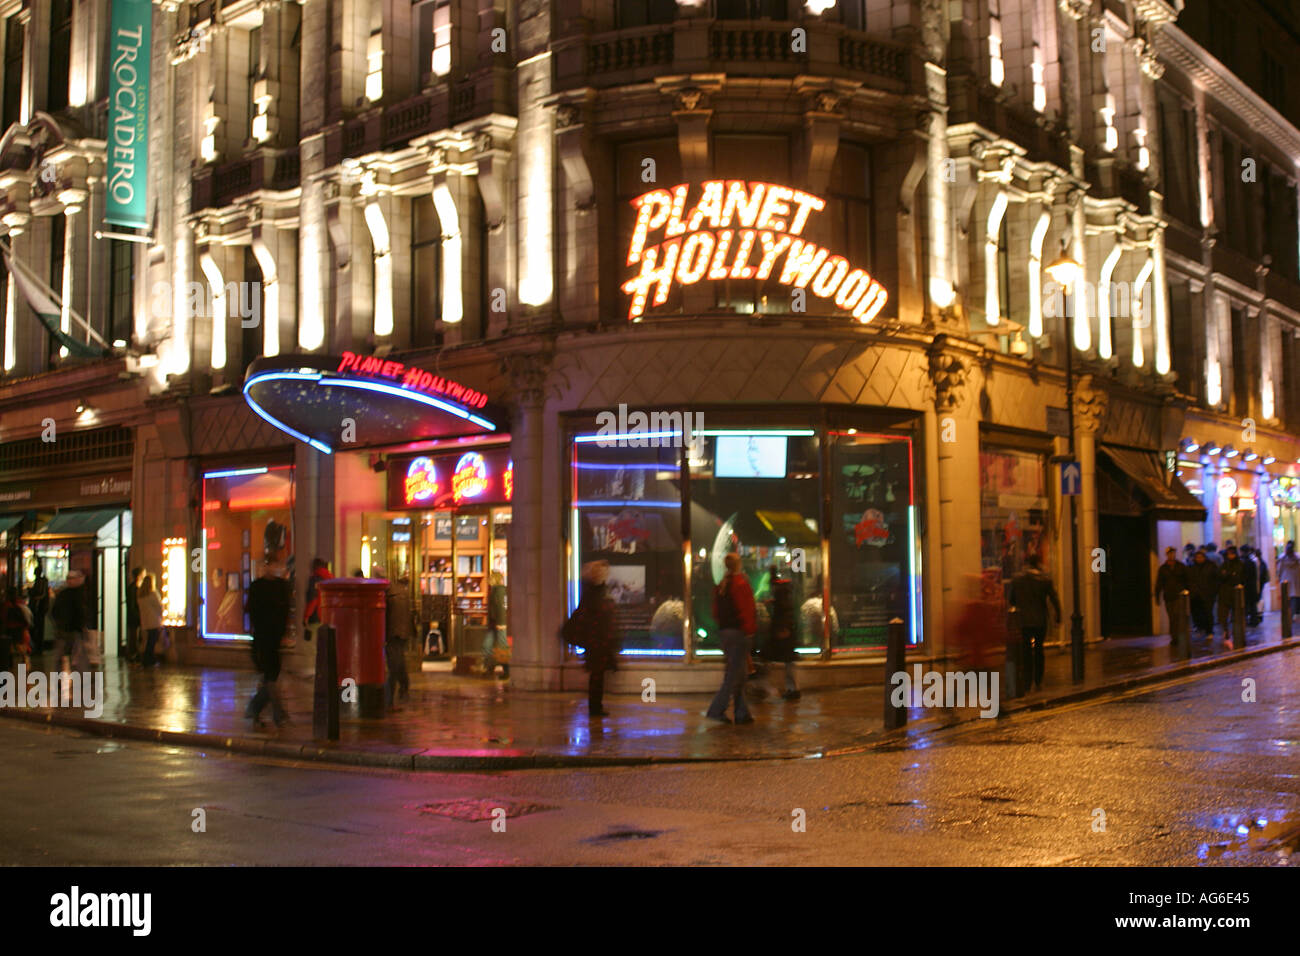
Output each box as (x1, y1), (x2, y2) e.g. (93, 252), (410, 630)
(319, 578), (388, 718)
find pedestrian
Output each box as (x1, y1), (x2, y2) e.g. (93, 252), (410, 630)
(379, 567), (414, 710)
(1204, 541), (1223, 566)
(136, 572), (164, 668)
(1009, 553), (1062, 692)
(481, 571), (508, 678)
(50, 570), (89, 671)
(1251, 545), (1269, 624)
(28, 563), (49, 653)
(1183, 543), (1197, 566)
(1154, 547), (1191, 646)
(1217, 545), (1245, 648)
(1187, 549), (1219, 637)
(562, 561), (620, 717)
(706, 553), (757, 725)
(303, 557), (334, 635)
(0, 583), (30, 673)
(1278, 541), (1300, 619)
(1240, 547), (1261, 627)
(124, 566), (142, 662)
(763, 562), (800, 700)
(245, 561), (292, 727)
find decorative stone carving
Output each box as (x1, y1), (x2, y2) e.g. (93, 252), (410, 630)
(501, 352), (553, 408)
(1058, 0), (1090, 21)
(919, 0), (946, 63)
(676, 87), (704, 112)
(814, 91), (842, 115)
(555, 104), (580, 129)
(475, 133), (493, 154)
(926, 339), (970, 413)
(1073, 375), (1109, 434)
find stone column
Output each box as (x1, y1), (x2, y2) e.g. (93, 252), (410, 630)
(1074, 375), (1107, 639)
(1201, 459), (1220, 546)
(502, 350), (558, 690)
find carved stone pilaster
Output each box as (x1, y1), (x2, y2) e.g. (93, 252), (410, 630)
(1073, 375), (1109, 434)
(501, 351), (554, 408)
(925, 337), (971, 413)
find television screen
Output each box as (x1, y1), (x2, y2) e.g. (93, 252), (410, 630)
(714, 435), (788, 478)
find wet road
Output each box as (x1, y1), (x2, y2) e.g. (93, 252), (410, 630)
(3, 651), (1298, 866)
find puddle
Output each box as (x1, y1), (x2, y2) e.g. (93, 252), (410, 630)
(1197, 811), (1298, 863)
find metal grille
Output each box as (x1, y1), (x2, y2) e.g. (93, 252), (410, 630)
(0, 425), (132, 475)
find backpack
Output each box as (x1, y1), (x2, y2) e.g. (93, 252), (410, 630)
(561, 605), (588, 649)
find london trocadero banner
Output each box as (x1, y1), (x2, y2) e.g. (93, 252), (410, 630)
(106, 0), (153, 229)
(621, 180), (889, 324)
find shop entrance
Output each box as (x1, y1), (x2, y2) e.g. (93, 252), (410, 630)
(1099, 514), (1152, 636)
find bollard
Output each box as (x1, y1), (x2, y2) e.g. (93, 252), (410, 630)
(883, 617), (907, 730)
(1233, 585), (1247, 648)
(1283, 581), (1293, 641)
(1004, 607), (1023, 700)
(1175, 591), (1192, 660)
(313, 623), (340, 741)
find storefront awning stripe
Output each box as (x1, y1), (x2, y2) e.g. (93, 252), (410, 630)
(1099, 446), (1207, 522)
(35, 509), (125, 536)
(0, 514), (21, 534)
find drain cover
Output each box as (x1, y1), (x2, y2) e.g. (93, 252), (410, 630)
(418, 799), (555, 822)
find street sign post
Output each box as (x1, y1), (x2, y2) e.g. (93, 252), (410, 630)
(1046, 406), (1070, 438)
(1060, 460), (1081, 496)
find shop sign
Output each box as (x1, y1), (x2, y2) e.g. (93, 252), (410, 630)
(451, 452), (489, 502)
(80, 476), (132, 498)
(404, 458), (439, 503)
(336, 351), (489, 410)
(105, 0), (153, 229)
(622, 180), (888, 323)
(389, 446), (512, 509)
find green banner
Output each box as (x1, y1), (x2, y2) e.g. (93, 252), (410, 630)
(105, 0), (152, 229)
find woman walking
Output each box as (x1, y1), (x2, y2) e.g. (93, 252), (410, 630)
(136, 572), (164, 668)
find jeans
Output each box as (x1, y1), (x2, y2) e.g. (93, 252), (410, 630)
(54, 629), (87, 671)
(1020, 626), (1046, 688)
(481, 626), (508, 675)
(142, 628), (161, 667)
(1190, 596), (1215, 634)
(707, 629), (752, 722)
(782, 661), (798, 694)
(385, 639), (410, 707)
(247, 679), (287, 724)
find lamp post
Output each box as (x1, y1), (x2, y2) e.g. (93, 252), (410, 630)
(1046, 243), (1086, 683)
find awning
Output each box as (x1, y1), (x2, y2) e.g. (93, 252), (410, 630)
(243, 353), (506, 454)
(1099, 446), (1207, 522)
(33, 509), (125, 537)
(0, 514), (21, 534)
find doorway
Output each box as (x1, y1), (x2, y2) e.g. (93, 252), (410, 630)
(1099, 514), (1153, 636)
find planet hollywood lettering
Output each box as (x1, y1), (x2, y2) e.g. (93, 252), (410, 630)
(336, 351), (489, 409)
(621, 181), (888, 323)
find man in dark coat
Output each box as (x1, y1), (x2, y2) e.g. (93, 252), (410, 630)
(568, 561), (619, 717)
(1240, 547), (1260, 627)
(124, 566), (143, 662)
(28, 564), (50, 652)
(1154, 547), (1190, 646)
(245, 562), (292, 726)
(50, 570), (89, 669)
(763, 563), (800, 700)
(1187, 550), (1219, 636)
(1009, 554), (1062, 692)
(379, 568), (415, 710)
(1216, 545), (1246, 647)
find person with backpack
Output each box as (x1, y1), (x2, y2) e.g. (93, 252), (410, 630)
(562, 561), (620, 717)
(706, 553), (757, 724)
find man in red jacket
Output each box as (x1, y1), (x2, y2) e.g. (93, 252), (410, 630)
(706, 552), (758, 724)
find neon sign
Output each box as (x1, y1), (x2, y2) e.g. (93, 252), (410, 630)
(404, 457), (439, 504)
(452, 452), (489, 502)
(336, 351), (489, 409)
(504, 460), (513, 501)
(621, 181), (888, 324)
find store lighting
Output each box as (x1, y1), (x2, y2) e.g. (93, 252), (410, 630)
(1182, 439), (1200, 453)
(204, 466), (269, 479)
(1206, 444), (1222, 456)
(1263, 455), (1276, 465)
(1045, 241), (1081, 289)
(1243, 449), (1259, 462)
(1223, 445), (1239, 459)
(162, 537), (187, 627)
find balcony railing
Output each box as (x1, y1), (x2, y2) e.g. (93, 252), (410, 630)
(193, 146), (302, 211)
(589, 26), (675, 74)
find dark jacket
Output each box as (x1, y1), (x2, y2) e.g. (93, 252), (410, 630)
(765, 576), (799, 663)
(1154, 561), (1190, 606)
(1218, 557), (1245, 600)
(51, 585), (87, 633)
(487, 584), (507, 629)
(1188, 560), (1220, 600)
(125, 580), (140, 627)
(713, 572), (757, 635)
(385, 582), (416, 644)
(575, 583), (619, 672)
(247, 576), (291, 646)
(1240, 555), (1259, 603)
(1009, 568), (1062, 629)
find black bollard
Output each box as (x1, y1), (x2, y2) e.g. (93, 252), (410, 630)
(1283, 582), (1293, 641)
(1233, 586), (1247, 648)
(1175, 591), (1192, 660)
(884, 617), (907, 730)
(1004, 607), (1023, 700)
(313, 623), (340, 741)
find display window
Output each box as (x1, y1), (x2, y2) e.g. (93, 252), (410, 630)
(979, 444), (1050, 593)
(201, 465), (295, 640)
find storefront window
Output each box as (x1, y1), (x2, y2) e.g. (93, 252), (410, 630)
(979, 445), (1049, 593)
(829, 432), (919, 648)
(201, 465), (294, 639)
(570, 429), (685, 653)
(689, 429), (821, 654)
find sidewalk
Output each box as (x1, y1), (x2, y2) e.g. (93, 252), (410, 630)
(3, 612), (1297, 768)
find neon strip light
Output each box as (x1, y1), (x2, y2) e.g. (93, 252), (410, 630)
(694, 648), (724, 656)
(243, 373), (334, 454)
(693, 429), (816, 437)
(573, 462), (674, 470)
(574, 431), (682, 443)
(572, 500), (681, 508)
(203, 466), (269, 479)
(907, 435), (919, 646)
(618, 648), (685, 657)
(317, 377), (497, 431)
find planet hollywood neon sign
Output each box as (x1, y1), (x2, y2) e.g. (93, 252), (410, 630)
(452, 452), (489, 502)
(621, 181), (888, 323)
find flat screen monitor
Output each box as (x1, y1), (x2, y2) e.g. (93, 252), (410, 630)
(714, 435), (788, 478)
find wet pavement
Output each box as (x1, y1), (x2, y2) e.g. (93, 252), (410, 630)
(2, 612), (1296, 766)
(3, 648), (1296, 865)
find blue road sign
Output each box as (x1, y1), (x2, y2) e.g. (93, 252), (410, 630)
(1060, 460), (1081, 496)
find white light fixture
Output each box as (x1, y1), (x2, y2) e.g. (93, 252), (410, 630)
(1045, 241), (1081, 289)
(1223, 445), (1239, 458)
(1206, 443), (1223, 456)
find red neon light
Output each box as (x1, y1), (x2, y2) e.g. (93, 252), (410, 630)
(503, 461), (513, 502)
(452, 452), (488, 502)
(336, 351), (489, 409)
(622, 181), (887, 324)
(404, 457), (439, 505)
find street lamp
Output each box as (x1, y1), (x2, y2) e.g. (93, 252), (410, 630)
(1048, 241), (1087, 684)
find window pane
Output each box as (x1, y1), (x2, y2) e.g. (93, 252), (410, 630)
(979, 446), (1049, 588)
(690, 430), (822, 654)
(829, 433), (919, 648)
(202, 466), (295, 639)
(569, 430), (684, 653)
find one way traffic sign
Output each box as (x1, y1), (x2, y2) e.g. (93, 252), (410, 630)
(1060, 461), (1081, 496)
